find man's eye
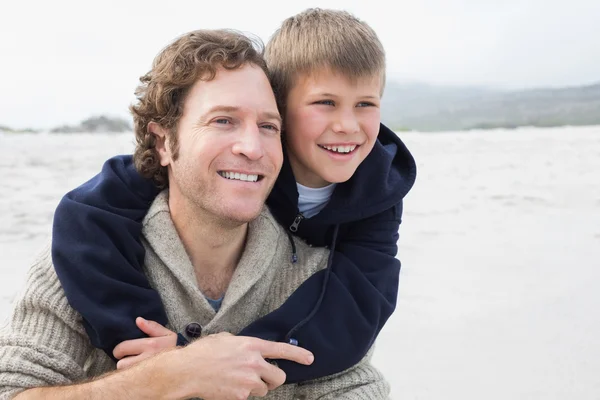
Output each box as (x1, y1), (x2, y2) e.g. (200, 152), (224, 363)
(261, 124), (280, 132)
(215, 118), (231, 124)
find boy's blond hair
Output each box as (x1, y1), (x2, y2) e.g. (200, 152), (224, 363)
(265, 8), (386, 114)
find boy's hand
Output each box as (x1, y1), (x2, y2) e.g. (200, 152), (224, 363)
(113, 317), (178, 369)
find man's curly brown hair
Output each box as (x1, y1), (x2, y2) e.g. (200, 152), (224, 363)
(131, 29), (269, 189)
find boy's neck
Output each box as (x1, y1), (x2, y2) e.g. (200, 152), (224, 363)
(286, 144), (331, 188)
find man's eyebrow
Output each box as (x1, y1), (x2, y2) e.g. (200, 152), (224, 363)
(205, 105), (240, 114)
(204, 105), (281, 124)
(261, 112), (283, 125)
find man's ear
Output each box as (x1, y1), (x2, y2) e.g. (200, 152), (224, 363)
(149, 122), (171, 167)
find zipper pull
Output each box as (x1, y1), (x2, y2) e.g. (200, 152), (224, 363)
(289, 213), (304, 233)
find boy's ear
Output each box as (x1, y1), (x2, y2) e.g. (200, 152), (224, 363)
(148, 122), (171, 167)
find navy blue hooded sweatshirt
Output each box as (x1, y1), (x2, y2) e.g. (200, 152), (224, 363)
(52, 123), (416, 383)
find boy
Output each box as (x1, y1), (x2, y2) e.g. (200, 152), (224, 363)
(52, 8), (416, 383)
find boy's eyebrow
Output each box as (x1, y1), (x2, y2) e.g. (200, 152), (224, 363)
(313, 93), (379, 99)
(203, 105), (282, 123)
(316, 92), (339, 98)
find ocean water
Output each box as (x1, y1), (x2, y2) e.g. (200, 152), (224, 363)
(1, 127), (599, 399)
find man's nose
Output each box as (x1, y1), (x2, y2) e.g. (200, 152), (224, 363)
(231, 124), (264, 161)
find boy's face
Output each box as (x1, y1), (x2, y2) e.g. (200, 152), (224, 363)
(284, 69), (382, 188)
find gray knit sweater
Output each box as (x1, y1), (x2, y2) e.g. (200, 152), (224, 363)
(0, 192), (390, 399)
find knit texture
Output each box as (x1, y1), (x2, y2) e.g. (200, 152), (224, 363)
(0, 192), (389, 399)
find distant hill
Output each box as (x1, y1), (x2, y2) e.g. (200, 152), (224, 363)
(50, 115), (132, 133)
(381, 82), (600, 131)
(3, 83), (600, 134)
(0, 125), (38, 134)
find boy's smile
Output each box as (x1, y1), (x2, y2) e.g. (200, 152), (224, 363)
(317, 143), (360, 156)
(284, 68), (382, 188)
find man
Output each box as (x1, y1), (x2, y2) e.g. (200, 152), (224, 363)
(0, 30), (388, 399)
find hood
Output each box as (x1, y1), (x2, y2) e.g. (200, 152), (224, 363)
(268, 123), (417, 225)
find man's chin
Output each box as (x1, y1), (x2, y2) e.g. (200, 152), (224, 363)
(217, 203), (265, 225)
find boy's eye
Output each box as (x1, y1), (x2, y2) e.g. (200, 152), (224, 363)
(357, 102), (376, 108)
(315, 100), (335, 106)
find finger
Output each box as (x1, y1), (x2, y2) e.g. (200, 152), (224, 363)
(113, 337), (159, 359)
(258, 361), (287, 390)
(255, 340), (314, 365)
(136, 317), (175, 338)
(248, 377), (269, 397)
(212, 332), (234, 338)
(116, 353), (152, 370)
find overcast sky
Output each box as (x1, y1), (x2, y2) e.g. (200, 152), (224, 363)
(1, 0), (599, 129)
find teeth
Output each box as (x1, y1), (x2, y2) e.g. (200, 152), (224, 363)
(219, 171), (259, 182)
(320, 145), (357, 153)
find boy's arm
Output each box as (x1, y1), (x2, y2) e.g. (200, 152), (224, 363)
(239, 202), (403, 383)
(51, 154), (165, 357)
(294, 347), (390, 400)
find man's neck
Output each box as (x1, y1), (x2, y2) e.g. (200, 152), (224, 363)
(168, 193), (247, 299)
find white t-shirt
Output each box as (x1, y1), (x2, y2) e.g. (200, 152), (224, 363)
(297, 182), (337, 218)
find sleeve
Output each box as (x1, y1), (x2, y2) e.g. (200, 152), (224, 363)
(295, 347), (390, 400)
(51, 154), (166, 358)
(239, 202), (403, 383)
(0, 244), (99, 399)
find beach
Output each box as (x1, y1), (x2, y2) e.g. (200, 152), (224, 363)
(1, 127), (599, 399)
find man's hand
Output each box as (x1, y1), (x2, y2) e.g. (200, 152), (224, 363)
(179, 332), (314, 399)
(113, 317), (177, 369)
(14, 326), (314, 400)
(113, 320), (315, 399)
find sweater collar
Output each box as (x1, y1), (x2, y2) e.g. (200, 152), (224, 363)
(142, 191), (281, 332)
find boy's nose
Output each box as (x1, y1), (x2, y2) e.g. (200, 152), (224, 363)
(332, 110), (360, 135)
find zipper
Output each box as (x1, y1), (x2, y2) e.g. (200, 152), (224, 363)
(289, 213), (304, 233)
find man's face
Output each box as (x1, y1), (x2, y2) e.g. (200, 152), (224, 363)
(284, 69), (382, 188)
(158, 64), (283, 226)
